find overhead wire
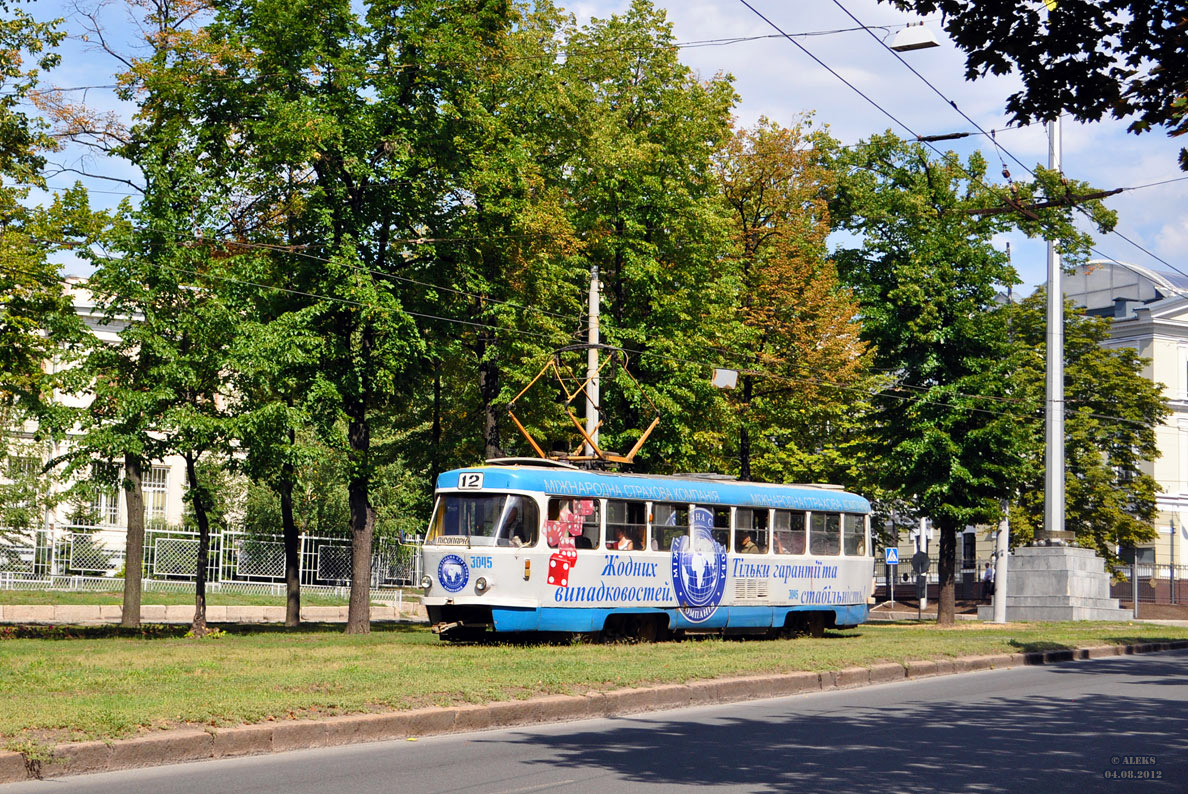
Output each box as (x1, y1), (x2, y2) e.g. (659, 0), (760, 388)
(827, 0), (1186, 279)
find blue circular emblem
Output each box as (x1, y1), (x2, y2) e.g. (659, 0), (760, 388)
(671, 523), (727, 623)
(437, 554), (469, 593)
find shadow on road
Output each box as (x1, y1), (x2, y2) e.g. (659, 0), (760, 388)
(504, 651), (1188, 793)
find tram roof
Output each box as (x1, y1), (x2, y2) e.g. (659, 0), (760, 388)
(436, 465), (871, 514)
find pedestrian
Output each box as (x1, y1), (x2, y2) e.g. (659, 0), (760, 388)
(982, 561), (995, 601)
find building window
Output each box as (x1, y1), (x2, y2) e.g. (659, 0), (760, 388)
(88, 462), (120, 526)
(144, 466), (169, 525)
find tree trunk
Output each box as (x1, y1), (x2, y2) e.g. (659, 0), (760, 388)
(739, 374), (754, 481)
(431, 372), (441, 485)
(120, 453), (145, 629)
(937, 524), (957, 626)
(345, 411), (373, 634)
(184, 451), (211, 636)
(478, 333), (501, 460)
(280, 452), (300, 628)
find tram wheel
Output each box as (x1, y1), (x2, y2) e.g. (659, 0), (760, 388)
(634, 616), (662, 643)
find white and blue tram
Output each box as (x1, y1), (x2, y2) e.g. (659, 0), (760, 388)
(421, 461), (873, 641)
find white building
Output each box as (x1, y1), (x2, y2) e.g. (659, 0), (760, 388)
(1064, 259), (1188, 567)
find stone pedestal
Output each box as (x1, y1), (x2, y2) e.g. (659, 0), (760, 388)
(977, 545), (1132, 622)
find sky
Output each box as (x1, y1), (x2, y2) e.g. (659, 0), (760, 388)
(29, 0), (1188, 294)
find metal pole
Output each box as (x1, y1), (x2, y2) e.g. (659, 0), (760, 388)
(1171, 517), (1177, 605)
(993, 500), (1010, 623)
(584, 263), (600, 456)
(1132, 561), (1139, 620)
(889, 562), (895, 608)
(1044, 117), (1066, 542)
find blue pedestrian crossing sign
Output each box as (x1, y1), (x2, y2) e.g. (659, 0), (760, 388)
(885, 548), (899, 565)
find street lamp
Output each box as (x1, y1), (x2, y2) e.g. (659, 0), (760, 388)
(888, 22), (939, 52)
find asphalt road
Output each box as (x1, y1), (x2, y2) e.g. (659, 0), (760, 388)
(6, 649), (1187, 794)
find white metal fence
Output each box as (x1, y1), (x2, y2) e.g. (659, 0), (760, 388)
(0, 525), (423, 593)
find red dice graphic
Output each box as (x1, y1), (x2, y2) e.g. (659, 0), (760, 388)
(564, 515), (584, 537)
(557, 540), (577, 564)
(545, 520), (563, 547)
(548, 554), (572, 587)
(575, 499), (595, 517)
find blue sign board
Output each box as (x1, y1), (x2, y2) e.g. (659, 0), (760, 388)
(885, 548), (899, 565)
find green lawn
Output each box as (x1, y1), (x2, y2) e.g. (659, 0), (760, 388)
(0, 589), (401, 607)
(1, 620), (1185, 749)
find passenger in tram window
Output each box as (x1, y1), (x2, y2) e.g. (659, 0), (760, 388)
(740, 532), (760, 554)
(615, 527), (635, 550)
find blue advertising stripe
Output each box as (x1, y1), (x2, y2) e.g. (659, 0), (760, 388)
(438, 466), (870, 514)
(490, 604), (869, 633)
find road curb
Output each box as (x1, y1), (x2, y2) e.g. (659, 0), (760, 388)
(4, 638), (1187, 784)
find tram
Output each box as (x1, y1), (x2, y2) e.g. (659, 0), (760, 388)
(421, 460), (873, 641)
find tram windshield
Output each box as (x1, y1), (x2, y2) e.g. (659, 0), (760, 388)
(427, 493), (539, 547)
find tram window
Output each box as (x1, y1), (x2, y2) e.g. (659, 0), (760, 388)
(429, 494), (508, 543)
(704, 506), (730, 548)
(772, 510), (806, 555)
(810, 512), (841, 556)
(546, 498), (599, 550)
(734, 508), (769, 554)
(499, 496), (540, 547)
(842, 514), (866, 556)
(651, 503), (688, 551)
(605, 500), (645, 551)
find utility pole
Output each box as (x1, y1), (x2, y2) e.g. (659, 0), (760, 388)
(584, 263), (600, 456)
(993, 499), (1010, 623)
(1043, 116), (1066, 544)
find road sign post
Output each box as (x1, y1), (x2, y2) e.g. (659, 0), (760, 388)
(885, 548), (899, 607)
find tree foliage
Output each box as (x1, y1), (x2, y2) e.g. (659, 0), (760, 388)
(887, 0), (1188, 169)
(1006, 293), (1166, 568)
(831, 132), (1116, 623)
(713, 116), (869, 484)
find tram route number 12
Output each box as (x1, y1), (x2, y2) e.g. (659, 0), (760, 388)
(458, 472), (484, 490)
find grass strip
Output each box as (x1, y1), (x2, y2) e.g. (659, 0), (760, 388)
(2, 620), (1185, 749)
(0, 590), (369, 607)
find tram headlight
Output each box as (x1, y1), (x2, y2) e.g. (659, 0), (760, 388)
(474, 576), (491, 595)
(420, 575), (433, 591)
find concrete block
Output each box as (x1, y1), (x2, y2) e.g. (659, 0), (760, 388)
(483, 699), (537, 727)
(204, 606), (227, 623)
(140, 605), (167, 621)
(600, 687), (651, 716)
(451, 704), (494, 733)
(369, 606), (396, 621)
(99, 605), (123, 620)
(527, 694), (591, 723)
(6, 606), (54, 622)
(867, 663), (906, 684)
(642, 684), (694, 712)
(905, 659), (938, 678)
(0, 751), (28, 784)
(956, 655), (995, 672)
(933, 659), (955, 676)
(983, 653), (1017, 668)
(397, 706), (459, 737)
(211, 724), (273, 758)
(270, 720), (328, 753)
(52, 605), (101, 624)
(260, 607), (285, 623)
(832, 667), (870, 689)
(163, 605), (192, 623)
(109, 730), (212, 770)
(1084, 644), (1121, 659)
(1042, 649), (1074, 664)
(772, 671), (822, 696)
(40, 740), (111, 779)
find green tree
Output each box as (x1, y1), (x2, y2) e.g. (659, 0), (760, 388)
(886, 1), (1188, 169)
(555, 0), (738, 473)
(1006, 292), (1166, 568)
(831, 132), (1115, 624)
